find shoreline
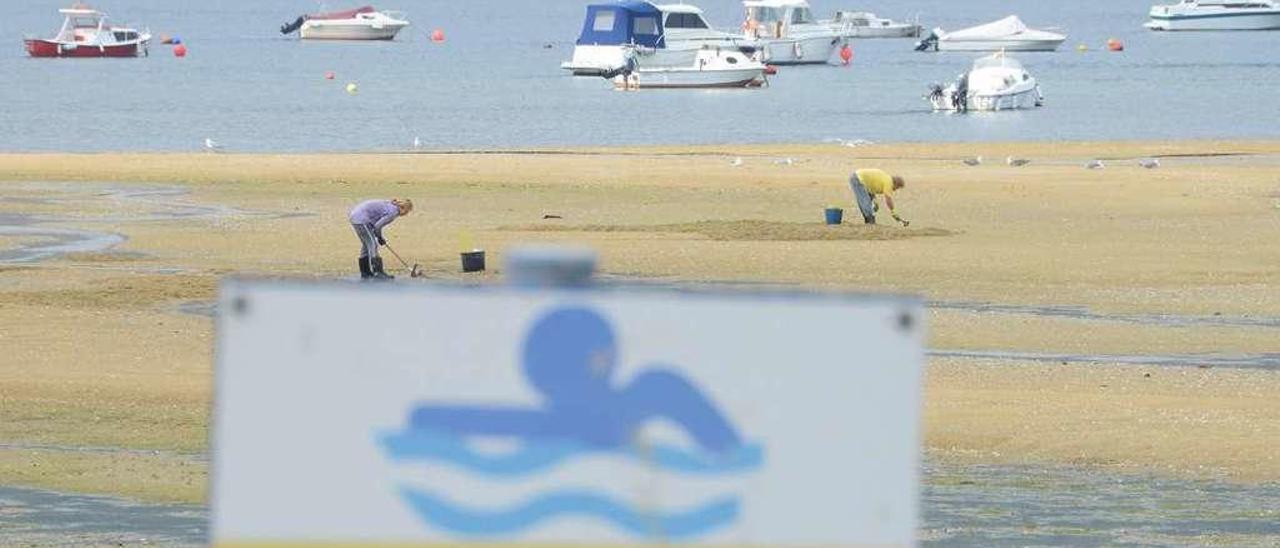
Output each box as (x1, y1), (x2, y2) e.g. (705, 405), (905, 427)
(1, 140), (1277, 503)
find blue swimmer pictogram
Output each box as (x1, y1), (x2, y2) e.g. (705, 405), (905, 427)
(379, 306), (764, 539)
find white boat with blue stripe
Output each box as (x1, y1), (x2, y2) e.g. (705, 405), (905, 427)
(1146, 0), (1280, 30)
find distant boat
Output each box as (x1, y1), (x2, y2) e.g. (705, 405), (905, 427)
(1146, 0), (1280, 30)
(826, 11), (922, 38)
(741, 0), (844, 65)
(280, 5), (409, 40)
(24, 4), (150, 58)
(916, 15), (1066, 52)
(927, 52), (1043, 112)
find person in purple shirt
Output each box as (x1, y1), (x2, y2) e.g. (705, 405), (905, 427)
(349, 198), (413, 280)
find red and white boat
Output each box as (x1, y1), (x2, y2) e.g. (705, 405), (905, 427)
(24, 4), (150, 58)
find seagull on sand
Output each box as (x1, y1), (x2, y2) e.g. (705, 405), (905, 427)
(729, 156), (744, 167)
(203, 138), (223, 153)
(962, 156), (983, 166)
(1006, 156), (1030, 167)
(1085, 159), (1105, 169)
(1138, 158), (1160, 169)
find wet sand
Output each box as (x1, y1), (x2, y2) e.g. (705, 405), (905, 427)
(1, 141), (1278, 506)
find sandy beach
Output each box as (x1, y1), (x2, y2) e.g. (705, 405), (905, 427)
(1, 140), (1278, 504)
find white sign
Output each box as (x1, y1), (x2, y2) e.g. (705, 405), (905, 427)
(213, 280), (924, 545)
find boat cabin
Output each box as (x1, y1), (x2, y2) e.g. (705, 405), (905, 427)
(576, 1), (665, 47)
(659, 4), (712, 31)
(743, 0), (817, 38)
(833, 11), (891, 28)
(969, 54), (1031, 89)
(56, 7), (108, 43)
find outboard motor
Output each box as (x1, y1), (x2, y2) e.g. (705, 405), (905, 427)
(913, 31), (938, 52)
(955, 73), (969, 111)
(599, 54), (639, 80)
(280, 15), (307, 35)
(926, 83), (944, 102)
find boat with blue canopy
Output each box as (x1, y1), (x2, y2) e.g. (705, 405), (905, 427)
(562, 1), (762, 77)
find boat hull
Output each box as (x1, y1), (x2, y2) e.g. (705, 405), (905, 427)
(841, 25), (922, 38)
(24, 38), (147, 58)
(630, 67), (764, 88)
(299, 21), (407, 40)
(936, 38), (1064, 51)
(1146, 10), (1280, 30)
(931, 86), (1042, 111)
(761, 35), (841, 64)
(562, 44), (716, 75)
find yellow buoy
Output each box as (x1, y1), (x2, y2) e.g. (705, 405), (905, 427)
(1076, 43), (1088, 52)
(345, 82), (358, 95)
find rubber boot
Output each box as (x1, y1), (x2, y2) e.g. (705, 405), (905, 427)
(358, 257), (373, 280)
(370, 257), (395, 280)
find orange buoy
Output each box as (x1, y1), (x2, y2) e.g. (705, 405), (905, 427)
(324, 71), (335, 80)
(1107, 38), (1124, 51)
(430, 29), (445, 43)
(839, 44), (853, 65)
(173, 44), (187, 57)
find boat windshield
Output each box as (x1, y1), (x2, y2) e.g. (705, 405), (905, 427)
(633, 14), (659, 36)
(790, 7), (815, 24)
(747, 6), (784, 24)
(665, 12), (709, 29)
(592, 11), (616, 32)
(72, 16), (101, 28)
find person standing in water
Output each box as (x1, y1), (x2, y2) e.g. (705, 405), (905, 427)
(349, 198), (413, 280)
(848, 168), (909, 226)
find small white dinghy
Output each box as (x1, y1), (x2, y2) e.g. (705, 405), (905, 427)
(610, 47), (767, 89)
(927, 52), (1043, 112)
(915, 15), (1065, 52)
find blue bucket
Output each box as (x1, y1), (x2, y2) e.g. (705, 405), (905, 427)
(460, 250), (486, 273)
(824, 207), (843, 225)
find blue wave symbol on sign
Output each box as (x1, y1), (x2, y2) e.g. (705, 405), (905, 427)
(381, 430), (764, 476)
(398, 487), (740, 539)
(383, 306), (764, 539)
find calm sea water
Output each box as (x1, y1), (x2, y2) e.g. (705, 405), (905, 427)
(4, 0), (1280, 152)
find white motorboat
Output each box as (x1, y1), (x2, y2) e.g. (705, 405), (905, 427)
(826, 11), (922, 38)
(742, 0), (844, 65)
(614, 47), (767, 89)
(915, 16), (1066, 52)
(1146, 0), (1280, 30)
(927, 52), (1043, 112)
(562, 1), (763, 76)
(280, 6), (409, 40)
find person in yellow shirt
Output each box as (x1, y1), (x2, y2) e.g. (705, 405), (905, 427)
(849, 168), (909, 226)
